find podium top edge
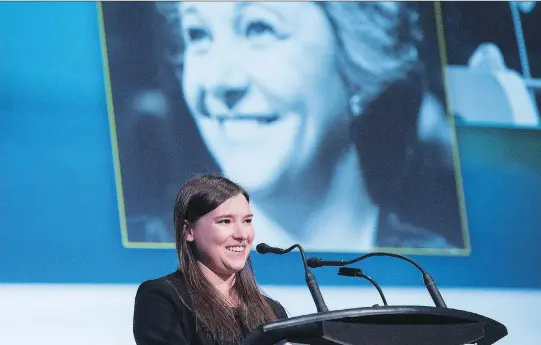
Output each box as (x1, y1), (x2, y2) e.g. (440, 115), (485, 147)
(261, 305), (507, 331)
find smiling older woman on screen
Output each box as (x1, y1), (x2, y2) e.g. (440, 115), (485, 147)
(133, 174), (287, 345)
(156, 1), (459, 251)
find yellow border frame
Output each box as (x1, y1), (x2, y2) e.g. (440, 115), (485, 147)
(98, 2), (174, 249)
(432, 1), (471, 256)
(97, 1), (471, 255)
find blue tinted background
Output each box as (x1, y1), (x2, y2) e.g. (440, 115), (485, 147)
(1, 2), (540, 290)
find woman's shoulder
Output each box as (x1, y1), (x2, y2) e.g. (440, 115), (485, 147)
(136, 270), (193, 311)
(137, 270), (184, 291)
(134, 271), (198, 344)
(263, 295), (289, 320)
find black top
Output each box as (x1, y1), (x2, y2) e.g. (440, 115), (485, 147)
(133, 270), (288, 345)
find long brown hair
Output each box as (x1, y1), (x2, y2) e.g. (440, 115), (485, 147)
(174, 174), (278, 343)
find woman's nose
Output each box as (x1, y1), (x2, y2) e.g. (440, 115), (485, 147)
(215, 88), (248, 110)
(205, 49), (249, 111)
(232, 223), (249, 240)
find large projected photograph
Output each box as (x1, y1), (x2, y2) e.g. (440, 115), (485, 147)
(99, 1), (470, 253)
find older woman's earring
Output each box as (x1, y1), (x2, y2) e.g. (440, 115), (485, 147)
(349, 94), (362, 117)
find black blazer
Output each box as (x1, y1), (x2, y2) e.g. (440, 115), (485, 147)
(133, 270), (288, 345)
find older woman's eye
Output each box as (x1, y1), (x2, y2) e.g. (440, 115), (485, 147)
(245, 20), (276, 38)
(182, 26), (212, 54)
(185, 27), (210, 43)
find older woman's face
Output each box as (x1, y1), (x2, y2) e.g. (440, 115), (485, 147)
(179, 2), (349, 192)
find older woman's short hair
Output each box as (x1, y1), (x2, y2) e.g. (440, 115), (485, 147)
(319, 2), (423, 106)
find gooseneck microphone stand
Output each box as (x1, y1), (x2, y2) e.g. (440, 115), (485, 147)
(243, 244), (508, 345)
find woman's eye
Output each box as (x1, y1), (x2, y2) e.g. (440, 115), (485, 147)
(186, 27), (210, 43)
(245, 20), (276, 38)
(244, 218), (253, 224)
(218, 219), (231, 224)
(182, 25), (212, 54)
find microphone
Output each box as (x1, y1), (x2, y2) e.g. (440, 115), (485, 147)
(307, 252), (447, 308)
(256, 243), (329, 313)
(255, 243), (284, 255)
(338, 267), (388, 307)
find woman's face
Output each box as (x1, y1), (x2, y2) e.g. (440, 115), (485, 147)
(186, 193), (254, 277)
(179, 2), (349, 192)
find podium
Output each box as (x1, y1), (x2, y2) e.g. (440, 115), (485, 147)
(243, 306), (508, 345)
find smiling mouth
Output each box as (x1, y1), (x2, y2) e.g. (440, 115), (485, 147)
(209, 114), (280, 125)
(226, 246), (246, 253)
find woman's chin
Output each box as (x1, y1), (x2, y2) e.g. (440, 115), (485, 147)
(224, 261), (247, 274)
(222, 165), (284, 196)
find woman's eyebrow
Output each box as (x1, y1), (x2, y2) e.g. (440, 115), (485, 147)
(235, 2), (285, 20)
(179, 4), (198, 17)
(213, 213), (254, 220)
